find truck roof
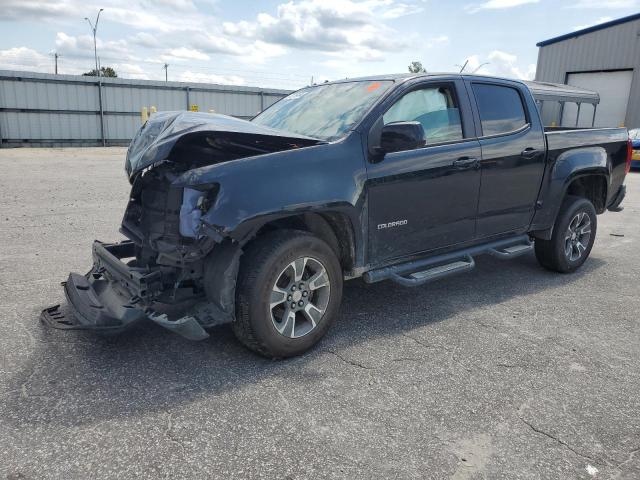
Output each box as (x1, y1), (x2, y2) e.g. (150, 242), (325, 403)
(318, 73), (600, 106)
(318, 72), (532, 85)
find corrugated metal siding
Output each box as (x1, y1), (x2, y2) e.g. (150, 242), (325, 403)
(535, 18), (640, 128)
(0, 70), (291, 147)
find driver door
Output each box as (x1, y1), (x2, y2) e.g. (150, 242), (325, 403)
(366, 80), (482, 264)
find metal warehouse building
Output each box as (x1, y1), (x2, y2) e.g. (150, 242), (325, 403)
(535, 12), (640, 129)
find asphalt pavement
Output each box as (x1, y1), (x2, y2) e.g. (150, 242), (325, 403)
(0, 147), (639, 479)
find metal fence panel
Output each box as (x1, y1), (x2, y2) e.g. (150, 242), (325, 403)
(0, 70), (292, 147)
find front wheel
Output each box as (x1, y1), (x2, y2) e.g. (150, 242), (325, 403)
(233, 230), (343, 358)
(535, 196), (597, 273)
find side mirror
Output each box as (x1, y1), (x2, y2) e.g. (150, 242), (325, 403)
(379, 121), (425, 153)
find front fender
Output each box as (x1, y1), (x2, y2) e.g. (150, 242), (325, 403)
(173, 132), (368, 246)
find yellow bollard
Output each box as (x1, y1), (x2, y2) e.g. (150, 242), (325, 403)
(141, 106), (148, 124)
(150, 105), (157, 114)
(190, 104), (199, 112)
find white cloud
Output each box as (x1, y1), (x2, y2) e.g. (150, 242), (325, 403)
(568, 0), (639, 7)
(463, 51), (535, 79)
(222, 0), (411, 56)
(55, 32), (134, 61)
(130, 32), (159, 49)
(242, 41), (288, 64)
(191, 33), (246, 55)
(0, 0), (433, 83)
(466, 0), (539, 13)
(378, 1), (426, 18)
(0, 45), (153, 79)
(0, 1), (77, 20)
(179, 70), (246, 86)
(0, 47), (52, 73)
(164, 47), (210, 61)
(426, 35), (450, 47)
(111, 63), (150, 79)
(0, 0), (207, 33)
(572, 16), (613, 30)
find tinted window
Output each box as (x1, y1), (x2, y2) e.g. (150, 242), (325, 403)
(472, 84), (527, 136)
(383, 86), (463, 144)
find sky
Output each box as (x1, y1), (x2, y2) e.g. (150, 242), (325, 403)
(0, 0), (638, 90)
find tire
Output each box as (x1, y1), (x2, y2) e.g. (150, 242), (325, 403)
(233, 229), (343, 358)
(535, 195), (597, 273)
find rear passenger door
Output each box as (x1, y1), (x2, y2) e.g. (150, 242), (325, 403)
(467, 81), (546, 238)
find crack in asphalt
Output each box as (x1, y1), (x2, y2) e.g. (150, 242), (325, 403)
(401, 332), (477, 373)
(391, 357), (422, 362)
(19, 365), (44, 400)
(401, 332), (436, 350)
(519, 417), (597, 463)
(326, 350), (372, 370)
(164, 411), (186, 457)
(611, 446), (640, 479)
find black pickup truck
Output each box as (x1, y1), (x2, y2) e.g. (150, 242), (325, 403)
(43, 73), (632, 358)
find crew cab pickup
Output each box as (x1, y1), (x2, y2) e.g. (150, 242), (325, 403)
(42, 73), (632, 358)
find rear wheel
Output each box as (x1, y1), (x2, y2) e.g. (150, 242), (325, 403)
(535, 195), (597, 273)
(233, 230), (343, 358)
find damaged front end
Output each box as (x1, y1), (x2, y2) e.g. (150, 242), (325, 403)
(42, 111), (321, 340)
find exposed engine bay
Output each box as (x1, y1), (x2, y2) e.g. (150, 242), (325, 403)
(42, 111), (321, 340)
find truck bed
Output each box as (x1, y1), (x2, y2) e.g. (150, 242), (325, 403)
(542, 126), (629, 213)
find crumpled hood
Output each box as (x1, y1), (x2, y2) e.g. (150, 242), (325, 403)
(125, 111), (321, 178)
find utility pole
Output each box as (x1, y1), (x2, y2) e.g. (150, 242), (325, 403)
(163, 63), (169, 82)
(52, 52), (61, 74)
(85, 8), (104, 77)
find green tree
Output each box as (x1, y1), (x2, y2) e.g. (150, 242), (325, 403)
(83, 66), (118, 77)
(408, 61), (426, 74)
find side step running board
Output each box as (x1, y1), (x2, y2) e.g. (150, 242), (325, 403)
(488, 241), (533, 259)
(364, 235), (532, 287)
(390, 255), (475, 287)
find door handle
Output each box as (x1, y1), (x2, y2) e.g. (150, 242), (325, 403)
(521, 148), (540, 159)
(453, 157), (479, 170)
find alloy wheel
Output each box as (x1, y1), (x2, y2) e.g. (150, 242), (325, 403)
(564, 211), (592, 262)
(269, 257), (331, 338)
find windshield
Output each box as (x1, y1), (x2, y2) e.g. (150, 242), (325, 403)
(629, 128), (640, 140)
(252, 80), (393, 141)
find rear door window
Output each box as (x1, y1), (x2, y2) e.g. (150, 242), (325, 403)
(472, 84), (528, 136)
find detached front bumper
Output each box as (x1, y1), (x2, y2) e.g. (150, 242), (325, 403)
(41, 241), (156, 334)
(41, 240), (229, 340)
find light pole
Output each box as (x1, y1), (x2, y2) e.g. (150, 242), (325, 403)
(85, 9), (105, 146)
(85, 8), (104, 77)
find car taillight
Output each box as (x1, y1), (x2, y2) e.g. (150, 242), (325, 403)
(626, 138), (633, 175)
